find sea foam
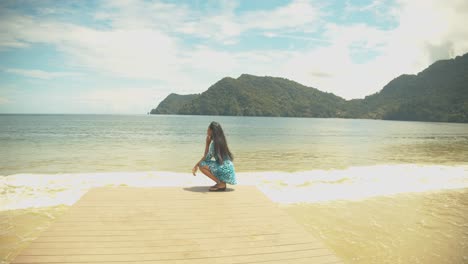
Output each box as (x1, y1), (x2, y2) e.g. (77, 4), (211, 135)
(1, 164), (467, 211)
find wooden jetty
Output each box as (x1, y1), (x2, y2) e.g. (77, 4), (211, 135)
(12, 186), (342, 264)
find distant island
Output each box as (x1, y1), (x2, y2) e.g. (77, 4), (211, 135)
(150, 53), (468, 123)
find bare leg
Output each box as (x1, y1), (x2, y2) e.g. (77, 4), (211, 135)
(199, 166), (219, 183)
(199, 166), (226, 188)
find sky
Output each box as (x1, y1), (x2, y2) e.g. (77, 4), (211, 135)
(1, 0), (467, 114)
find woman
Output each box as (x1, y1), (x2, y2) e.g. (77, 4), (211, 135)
(192, 121), (237, 191)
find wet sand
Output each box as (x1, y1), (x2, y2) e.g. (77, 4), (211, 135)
(0, 206), (69, 264)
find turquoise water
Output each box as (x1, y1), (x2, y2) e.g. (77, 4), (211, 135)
(1, 114), (467, 175)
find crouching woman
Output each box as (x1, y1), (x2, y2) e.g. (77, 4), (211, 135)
(192, 121), (237, 191)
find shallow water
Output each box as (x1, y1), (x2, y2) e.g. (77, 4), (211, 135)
(0, 206), (69, 264)
(284, 189), (468, 264)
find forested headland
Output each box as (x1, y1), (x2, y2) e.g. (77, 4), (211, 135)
(151, 53), (468, 123)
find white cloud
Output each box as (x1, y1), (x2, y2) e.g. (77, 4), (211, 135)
(182, 0), (322, 43)
(274, 0), (468, 99)
(0, 11), (32, 49)
(345, 0), (386, 13)
(274, 23), (397, 98)
(354, 0), (468, 89)
(242, 0), (321, 32)
(324, 23), (390, 50)
(96, 0), (191, 31)
(0, 2), (310, 97)
(0, 10), (76, 48)
(96, 0), (321, 44)
(0, 1), (322, 85)
(392, 0), (468, 62)
(5, 68), (81, 79)
(63, 28), (180, 80)
(1, 0), (467, 114)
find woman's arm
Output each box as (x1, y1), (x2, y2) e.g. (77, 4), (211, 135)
(192, 135), (211, 175)
(195, 138), (210, 166)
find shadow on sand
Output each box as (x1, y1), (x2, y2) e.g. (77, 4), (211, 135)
(183, 186), (235, 193)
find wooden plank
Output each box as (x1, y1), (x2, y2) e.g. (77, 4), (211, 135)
(46, 223), (302, 233)
(24, 233), (319, 249)
(39, 225), (306, 237)
(12, 186), (342, 264)
(13, 250), (340, 264)
(13, 245), (332, 262)
(19, 241), (323, 255)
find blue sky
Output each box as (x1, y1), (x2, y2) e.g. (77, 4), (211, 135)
(1, 0), (467, 114)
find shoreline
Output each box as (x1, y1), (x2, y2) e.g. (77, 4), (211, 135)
(0, 205), (70, 264)
(1, 164), (468, 211)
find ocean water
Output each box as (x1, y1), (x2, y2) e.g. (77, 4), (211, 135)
(1, 114), (468, 263)
(1, 114), (467, 174)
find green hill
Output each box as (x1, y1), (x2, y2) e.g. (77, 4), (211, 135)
(152, 74), (348, 117)
(149, 93), (199, 114)
(150, 53), (468, 123)
(355, 53), (468, 122)
(176, 74), (347, 117)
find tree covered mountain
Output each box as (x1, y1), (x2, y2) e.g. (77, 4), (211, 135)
(149, 93), (199, 114)
(177, 74), (348, 117)
(354, 54), (468, 122)
(150, 53), (468, 123)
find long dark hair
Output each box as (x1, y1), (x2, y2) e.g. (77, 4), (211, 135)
(209, 121), (233, 164)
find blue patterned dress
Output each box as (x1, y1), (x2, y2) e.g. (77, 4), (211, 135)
(200, 141), (237, 185)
